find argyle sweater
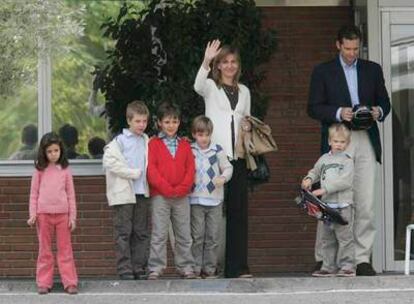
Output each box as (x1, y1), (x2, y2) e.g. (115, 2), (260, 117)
(189, 143), (233, 202)
(147, 137), (195, 198)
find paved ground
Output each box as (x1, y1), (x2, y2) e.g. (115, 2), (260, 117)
(2, 274), (414, 304)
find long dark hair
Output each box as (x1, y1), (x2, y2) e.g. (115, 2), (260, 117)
(35, 132), (69, 171)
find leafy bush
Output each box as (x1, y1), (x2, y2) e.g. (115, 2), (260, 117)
(100, 0), (277, 136)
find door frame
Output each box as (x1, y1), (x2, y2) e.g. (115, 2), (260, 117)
(380, 9), (414, 271)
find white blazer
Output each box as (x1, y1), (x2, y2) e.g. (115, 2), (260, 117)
(194, 66), (251, 159)
(102, 136), (149, 206)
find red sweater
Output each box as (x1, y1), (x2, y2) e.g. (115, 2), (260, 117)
(147, 137), (195, 198)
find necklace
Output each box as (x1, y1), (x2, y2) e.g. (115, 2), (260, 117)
(223, 84), (237, 95)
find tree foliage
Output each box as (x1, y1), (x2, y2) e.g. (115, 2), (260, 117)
(100, 0), (277, 136)
(0, 0), (84, 97)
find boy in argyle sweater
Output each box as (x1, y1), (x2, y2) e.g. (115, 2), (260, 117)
(189, 115), (233, 278)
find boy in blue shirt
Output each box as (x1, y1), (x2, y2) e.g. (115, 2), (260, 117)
(103, 100), (150, 280)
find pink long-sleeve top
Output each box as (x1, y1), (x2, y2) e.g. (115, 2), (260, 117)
(29, 164), (77, 221)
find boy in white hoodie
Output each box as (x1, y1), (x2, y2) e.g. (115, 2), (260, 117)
(103, 100), (150, 280)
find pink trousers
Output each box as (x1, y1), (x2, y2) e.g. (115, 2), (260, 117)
(36, 213), (78, 289)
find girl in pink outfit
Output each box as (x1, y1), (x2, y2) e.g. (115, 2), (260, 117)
(27, 132), (78, 295)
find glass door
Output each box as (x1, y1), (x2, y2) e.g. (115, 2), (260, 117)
(382, 11), (414, 271)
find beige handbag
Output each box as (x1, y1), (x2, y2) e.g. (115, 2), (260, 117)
(244, 116), (278, 155)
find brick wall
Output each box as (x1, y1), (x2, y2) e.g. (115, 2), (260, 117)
(250, 6), (353, 274)
(0, 6), (353, 277)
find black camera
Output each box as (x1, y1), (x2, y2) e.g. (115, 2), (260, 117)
(349, 105), (374, 130)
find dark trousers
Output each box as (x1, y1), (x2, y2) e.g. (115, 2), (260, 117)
(113, 195), (150, 275)
(225, 159), (249, 278)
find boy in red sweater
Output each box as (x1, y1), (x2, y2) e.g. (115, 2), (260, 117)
(147, 102), (196, 280)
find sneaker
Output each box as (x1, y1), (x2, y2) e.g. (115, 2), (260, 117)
(356, 263), (376, 276)
(337, 269), (356, 277)
(147, 272), (160, 280)
(65, 285), (78, 295)
(37, 287), (49, 295)
(312, 270), (336, 277)
(182, 271), (196, 279)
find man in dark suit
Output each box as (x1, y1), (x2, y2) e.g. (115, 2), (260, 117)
(307, 25), (391, 276)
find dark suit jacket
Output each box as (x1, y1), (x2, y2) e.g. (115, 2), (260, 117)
(307, 55), (391, 163)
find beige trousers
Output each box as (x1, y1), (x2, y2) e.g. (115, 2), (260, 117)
(148, 196), (194, 274)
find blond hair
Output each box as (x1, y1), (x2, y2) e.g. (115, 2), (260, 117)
(126, 100), (149, 120)
(191, 115), (213, 135)
(328, 123), (351, 141)
(212, 45), (241, 88)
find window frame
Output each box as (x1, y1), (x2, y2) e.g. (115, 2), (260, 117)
(0, 55), (104, 177)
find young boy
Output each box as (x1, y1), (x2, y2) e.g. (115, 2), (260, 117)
(301, 123), (355, 277)
(147, 102), (196, 280)
(103, 100), (150, 280)
(189, 115), (233, 278)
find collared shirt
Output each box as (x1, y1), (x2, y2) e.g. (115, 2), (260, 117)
(116, 128), (146, 195)
(158, 132), (179, 157)
(340, 55), (359, 107)
(336, 56), (359, 121)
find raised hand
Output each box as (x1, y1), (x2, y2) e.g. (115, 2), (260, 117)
(202, 39), (221, 69)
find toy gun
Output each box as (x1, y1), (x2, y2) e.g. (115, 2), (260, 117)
(295, 189), (348, 225)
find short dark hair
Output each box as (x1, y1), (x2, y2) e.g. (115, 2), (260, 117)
(35, 132), (68, 170)
(156, 102), (181, 121)
(88, 137), (106, 158)
(337, 25), (362, 44)
(21, 124), (38, 146)
(58, 124), (79, 147)
(191, 115), (213, 135)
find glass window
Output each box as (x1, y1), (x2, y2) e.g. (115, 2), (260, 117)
(0, 1), (38, 160)
(390, 24), (414, 260)
(0, 0), (143, 175)
(50, 1), (122, 160)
